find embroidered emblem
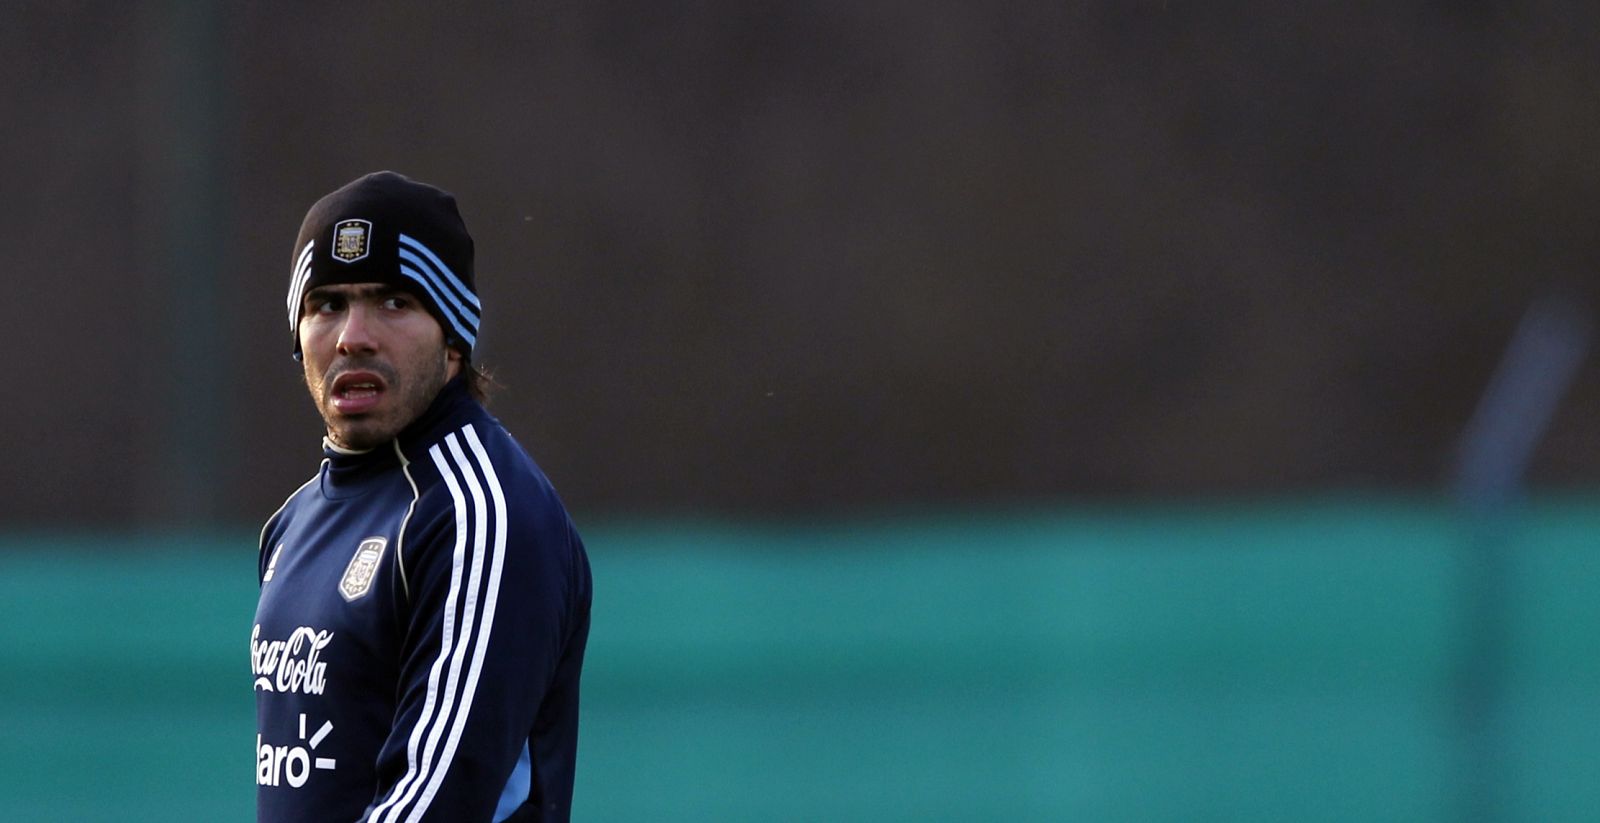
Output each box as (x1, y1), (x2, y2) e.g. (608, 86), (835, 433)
(338, 537), (386, 601)
(331, 219), (371, 263)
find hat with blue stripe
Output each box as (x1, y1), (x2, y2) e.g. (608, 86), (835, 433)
(288, 171), (481, 358)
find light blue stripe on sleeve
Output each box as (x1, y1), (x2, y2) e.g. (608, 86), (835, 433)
(493, 740), (533, 822)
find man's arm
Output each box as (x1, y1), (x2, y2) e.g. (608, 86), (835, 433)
(361, 430), (585, 823)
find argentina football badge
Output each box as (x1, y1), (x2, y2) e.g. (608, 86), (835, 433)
(339, 537), (387, 601)
(331, 218), (371, 263)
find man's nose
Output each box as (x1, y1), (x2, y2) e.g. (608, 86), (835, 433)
(336, 304), (377, 355)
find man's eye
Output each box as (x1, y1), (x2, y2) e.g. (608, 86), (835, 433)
(311, 298), (344, 314)
(382, 296), (410, 310)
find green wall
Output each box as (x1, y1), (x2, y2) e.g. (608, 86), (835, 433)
(3, 497), (1598, 821)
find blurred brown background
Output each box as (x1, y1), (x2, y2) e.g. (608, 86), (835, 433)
(5, 1), (1597, 527)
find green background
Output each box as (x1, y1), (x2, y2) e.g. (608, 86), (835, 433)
(4, 496), (1598, 821)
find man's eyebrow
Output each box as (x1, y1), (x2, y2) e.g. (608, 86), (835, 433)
(302, 284), (407, 306)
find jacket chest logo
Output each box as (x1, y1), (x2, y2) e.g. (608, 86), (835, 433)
(339, 536), (387, 601)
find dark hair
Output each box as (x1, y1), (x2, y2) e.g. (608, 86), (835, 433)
(463, 358), (499, 405)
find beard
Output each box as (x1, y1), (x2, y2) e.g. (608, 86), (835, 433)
(306, 348), (450, 451)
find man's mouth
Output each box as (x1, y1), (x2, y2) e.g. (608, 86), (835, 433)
(329, 371), (388, 415)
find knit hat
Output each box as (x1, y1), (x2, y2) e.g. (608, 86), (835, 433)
(287, 171), (480, 357)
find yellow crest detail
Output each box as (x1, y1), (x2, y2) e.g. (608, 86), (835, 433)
(332, 219), (371, 263)
(339, 537), (386, 601)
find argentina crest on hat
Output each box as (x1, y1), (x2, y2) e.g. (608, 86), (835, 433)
(286, 171), (481, 358)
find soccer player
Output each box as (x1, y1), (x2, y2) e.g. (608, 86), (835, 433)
(253, 171), (592, 823)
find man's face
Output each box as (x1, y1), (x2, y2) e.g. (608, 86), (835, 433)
(298, 283), (462, 450)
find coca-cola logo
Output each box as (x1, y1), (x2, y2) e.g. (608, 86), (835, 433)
(252, 624), (334, 694)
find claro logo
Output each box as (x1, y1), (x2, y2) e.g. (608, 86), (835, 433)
(252, 624), (334, 694)
(258, 713), (336, 789)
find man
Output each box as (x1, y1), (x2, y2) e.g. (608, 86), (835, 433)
(253, 171), (592, 823)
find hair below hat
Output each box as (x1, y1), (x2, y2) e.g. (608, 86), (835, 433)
(287, 171), (480, 357)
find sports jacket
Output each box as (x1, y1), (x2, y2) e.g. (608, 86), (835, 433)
(253, 377), (591, 823)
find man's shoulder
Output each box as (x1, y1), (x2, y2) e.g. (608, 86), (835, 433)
(398, 424), (576, 579)
(411, 417), (562, 507)
(411, 409), (537, 472)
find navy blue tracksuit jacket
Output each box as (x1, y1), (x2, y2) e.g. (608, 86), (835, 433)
(253, 377), (591, 822)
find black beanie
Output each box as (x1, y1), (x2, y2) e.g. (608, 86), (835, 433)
(287, 171), (480, 357)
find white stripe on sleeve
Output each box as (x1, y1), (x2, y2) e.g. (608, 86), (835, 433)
(404, 425), (509, 821)
(370, 435), (477, 823)
(377, 427), (502, 823)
